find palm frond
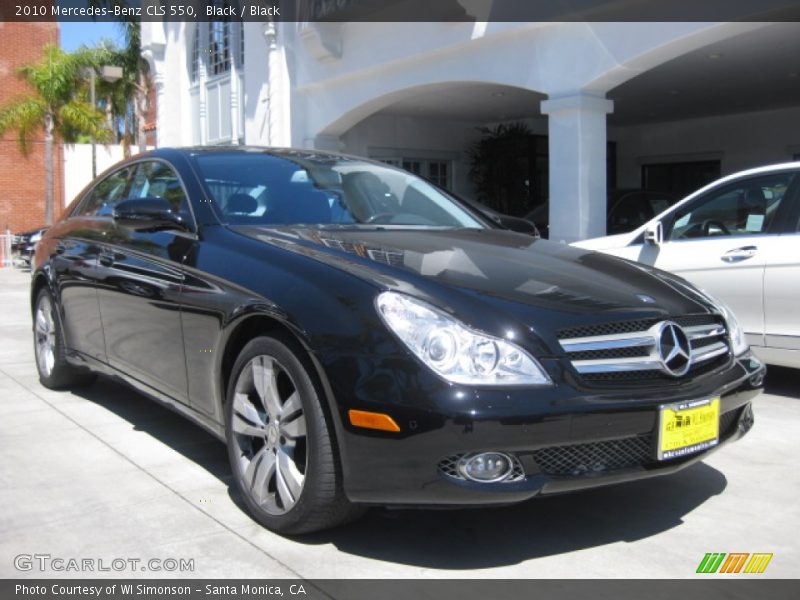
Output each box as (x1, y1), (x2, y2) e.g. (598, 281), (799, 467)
(58, 100), (111, 144)
(0, 97), (47, 154)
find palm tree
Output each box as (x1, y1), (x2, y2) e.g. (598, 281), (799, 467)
(91, 13), (150, 157)
(0, 45), (110, 225)
(117, 18), (152, 156)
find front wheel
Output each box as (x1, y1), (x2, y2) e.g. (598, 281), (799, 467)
(33, 288), (96, 390)
(225, 334), (363, 534)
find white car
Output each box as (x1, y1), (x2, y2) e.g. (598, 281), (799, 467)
(575, 162), (800, 369)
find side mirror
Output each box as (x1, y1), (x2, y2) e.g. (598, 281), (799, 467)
(644, 221), (663, 246)
(112, 197), (191, 232)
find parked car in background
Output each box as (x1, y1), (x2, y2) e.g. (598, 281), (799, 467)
(454, 194), (539, 236)
(12, 226), (48, 267)
(575, 162), (800, 369)
(31, 147), (764, 534)
(527, 189), (676, 238)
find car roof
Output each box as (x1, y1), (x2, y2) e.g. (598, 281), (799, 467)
(147, 146), (379, 164)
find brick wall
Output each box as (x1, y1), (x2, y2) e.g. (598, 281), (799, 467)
(0, 21), (63, 233)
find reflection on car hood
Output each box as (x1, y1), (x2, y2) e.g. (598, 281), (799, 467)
(231, 226), (710, 318)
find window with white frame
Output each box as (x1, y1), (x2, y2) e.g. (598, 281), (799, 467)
(378, 157), (452, 190)
(188, 19), (245, 145)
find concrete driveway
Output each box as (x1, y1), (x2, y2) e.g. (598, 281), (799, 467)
(0, 266), (797, 579)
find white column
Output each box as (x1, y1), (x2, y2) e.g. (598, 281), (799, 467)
(229, 26), (240, 145)
(540, 94), (614, 243)
(153, 69), (167, 147)
(264, 22), (292, 147)
(197, 35), (209, 146)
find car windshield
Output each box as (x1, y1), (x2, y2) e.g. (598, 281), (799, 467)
(193, 152), (485, 229)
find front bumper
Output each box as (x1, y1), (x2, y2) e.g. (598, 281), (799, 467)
(335, 353), (764, 506)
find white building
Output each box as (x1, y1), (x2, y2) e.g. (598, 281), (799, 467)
(141, 18), (800, 242)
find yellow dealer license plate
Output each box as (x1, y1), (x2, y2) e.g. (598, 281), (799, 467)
(657, 397), (720, 460)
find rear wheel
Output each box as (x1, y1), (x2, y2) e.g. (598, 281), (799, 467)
(33, 288), (96, 390)
(225, 334), (363, 534)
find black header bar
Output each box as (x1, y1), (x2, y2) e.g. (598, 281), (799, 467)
(1, 0), (800, 23)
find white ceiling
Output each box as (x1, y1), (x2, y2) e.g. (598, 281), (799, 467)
(378, 23), (800, 127)
(383, 82), (546, 122)
(609, 23), (800, 125)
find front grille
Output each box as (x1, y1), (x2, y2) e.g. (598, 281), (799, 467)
(559, 319), (656, 340)
(557, 314), (730, 385)
(568, 346), (650, 361)
(532, 436), (652, 476)
(559, 315), (722, 340)
(530, 407), (743, 477)
(579, 353), (730, 384)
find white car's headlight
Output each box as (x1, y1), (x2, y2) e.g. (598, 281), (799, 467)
(376, 291), (551, 386)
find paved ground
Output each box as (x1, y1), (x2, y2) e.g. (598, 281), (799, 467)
(0, 266), (798, 579)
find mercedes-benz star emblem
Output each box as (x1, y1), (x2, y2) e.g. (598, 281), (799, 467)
(656, 321), (692, 377)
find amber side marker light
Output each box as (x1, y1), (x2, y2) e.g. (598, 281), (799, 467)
(348, 409), (401, 432)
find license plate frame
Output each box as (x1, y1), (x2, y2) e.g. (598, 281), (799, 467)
(657, 396), (720, 461)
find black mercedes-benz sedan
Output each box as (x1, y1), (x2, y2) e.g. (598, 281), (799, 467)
(31, 147), (765, 534)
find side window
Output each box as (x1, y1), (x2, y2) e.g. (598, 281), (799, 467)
(75, 167), (133, 216)
(128, 161), (193, 222)
(609, 194), (654, 234)
(667, 172), (795, 241)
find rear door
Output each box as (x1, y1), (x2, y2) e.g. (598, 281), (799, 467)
(762, 184), (800, 354)
(55, 165), (135, 363)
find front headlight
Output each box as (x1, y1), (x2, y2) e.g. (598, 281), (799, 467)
(693, 288), (748, 356)
(376, 291), (552, 386)
(716, 300), (749, 356)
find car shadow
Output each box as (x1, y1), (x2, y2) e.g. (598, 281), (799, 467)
(298, 461), (726, 568)
(70, 377), (231, 482)
(764, 365), (799, 399)
(70, 375), (730, 568)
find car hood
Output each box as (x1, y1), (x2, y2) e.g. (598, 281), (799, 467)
(231, 226), (712, 321)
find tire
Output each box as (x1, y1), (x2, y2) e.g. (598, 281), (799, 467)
(225, 334), (364, 535)
(33, 288), (96, 390)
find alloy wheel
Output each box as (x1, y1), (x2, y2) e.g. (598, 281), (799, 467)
(231, 355), (308, 515)
(34, 296), (56, 378)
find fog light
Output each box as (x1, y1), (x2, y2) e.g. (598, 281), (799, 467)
(458, 452), (514, 483)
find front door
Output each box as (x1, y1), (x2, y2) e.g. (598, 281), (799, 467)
(95, 160), (196, 403)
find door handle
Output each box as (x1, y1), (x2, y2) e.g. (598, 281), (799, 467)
(721, 246), (758, 263)
(98, 252), (116, 267)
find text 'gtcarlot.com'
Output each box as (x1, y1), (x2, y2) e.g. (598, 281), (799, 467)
(13, 554), (194, 573)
